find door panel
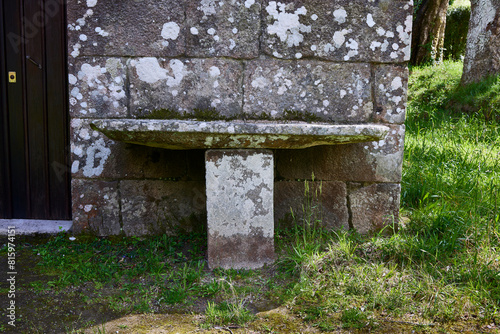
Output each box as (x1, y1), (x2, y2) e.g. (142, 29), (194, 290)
(0, 0), (70, 220)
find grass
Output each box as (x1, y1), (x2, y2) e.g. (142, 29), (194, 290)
(2, 60), (499, 333)
(279, 61), (500, 329)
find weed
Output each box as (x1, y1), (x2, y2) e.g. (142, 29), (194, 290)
(202, 279), (255, 328)
(203, 301), (254, 327)
(341, 308), (369, 329)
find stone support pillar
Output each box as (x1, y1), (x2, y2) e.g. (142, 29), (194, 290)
(205, 149), (274, 269)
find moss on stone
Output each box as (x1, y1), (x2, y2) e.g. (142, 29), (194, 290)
(139, 108), (322, 123)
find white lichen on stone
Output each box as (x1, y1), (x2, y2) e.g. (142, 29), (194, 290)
(344, 38), (359, 60)
(131, 58), (168, 84)
(68, 74), (78, 85)
(332, 29), (350, 48)
(333, 8), (347, 24)
(391, 76), (402, 91)
(266, 1), (311, 47)
(161, 22), (180, 40)
(95, 27), (109, 37)
(366, 13), (375, 27)
(396, 15), (412, 60)
(244, 0), (255, 8)
(197, 0), (218, 17)
(86, 0), (97, 7)
(251, 76), (270, 89)
(209, 66), (221, 77)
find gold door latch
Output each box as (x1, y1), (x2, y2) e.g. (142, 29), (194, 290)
(8, 72), (16, 83)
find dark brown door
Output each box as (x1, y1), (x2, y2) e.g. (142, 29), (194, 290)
(0, 0), (70, 219)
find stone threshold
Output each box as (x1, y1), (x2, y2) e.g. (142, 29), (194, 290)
(0, 219), (73, 235)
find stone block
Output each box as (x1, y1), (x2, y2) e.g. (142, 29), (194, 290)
(261, 0), (413, 63)
(129, 58), (244, 117)
(185, 0), (261, 58)
(71, 119), (188, 179)
(274, 181), (348, 230)
(275, 124), (405, 182)
(244, 59), (372, 122)
(206, 149), (274, 269)
(372, 65), (409, 124)
(68, 57), (128, 118)
(71, 179), (120, 235)
(67, 0), (185, 57)
(120, 180), (206, 236)
(70, 119), (115, 179)
(348, 183), (401, 234)
(108, 144), (188, 179)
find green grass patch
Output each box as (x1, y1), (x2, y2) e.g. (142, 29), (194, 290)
(275, 61), (500, 330)
(203, 301), (255, 328)
(409, 60), (500, 121)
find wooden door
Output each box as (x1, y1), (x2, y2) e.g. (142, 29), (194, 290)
(0, 0), (70, 219)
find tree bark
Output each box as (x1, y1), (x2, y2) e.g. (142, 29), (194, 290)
(411, 0), (450, 65)
(461, 0), (500, 85)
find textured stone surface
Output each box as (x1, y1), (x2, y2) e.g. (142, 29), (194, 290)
(109, 144), (188, 179)
(90, 119), (390, 150)
(66, 0), (410, 238)
(67, 0), (185, 57)
(261, 0), (413, 63)
(71, 179), (120, 235)
(373, 65), (408, 124)
(244, 59), (372, 122)
(185, 0), (261, 58)
(71, 119), (190, 179)
(348, 183), (401, 234)
(129, 58), (243, 118)
(274, 181), (348, 230)
(206, 149), (274, 269)
(68, 57), (128, 118)
(0, 220), (72, 235)
(120, 180), (206, 236)
(462, 0), (500, 85)
(276, 125), (405, 183)
(70, 119), (114, 179)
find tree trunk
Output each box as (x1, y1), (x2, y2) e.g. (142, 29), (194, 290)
(461, 0), (500, 86)
(411, 0), (450, 65)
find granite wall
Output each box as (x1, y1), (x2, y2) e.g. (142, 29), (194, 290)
(67, 0), (411, 236)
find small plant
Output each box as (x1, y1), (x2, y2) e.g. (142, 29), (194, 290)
(341, 308), (368, 329)
(278, 175), (333, 274)
(202, 279), (255, 328)
(204, 301), (254, 327)
(94, 324), (106, 334)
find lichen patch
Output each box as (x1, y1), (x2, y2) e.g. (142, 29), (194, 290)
(161, 22), (180, 40)
(266, 1), (311, 47)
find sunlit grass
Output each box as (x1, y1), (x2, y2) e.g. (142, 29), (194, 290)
(279, 60), (500, 329)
